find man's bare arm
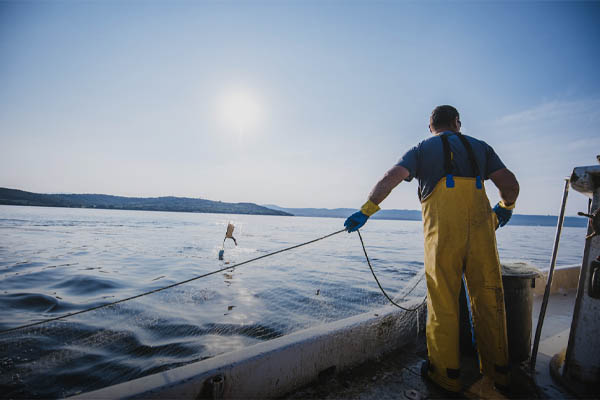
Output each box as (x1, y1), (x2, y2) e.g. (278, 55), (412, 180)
(368, 165), (411, 205)
(489, 168), (519, 205)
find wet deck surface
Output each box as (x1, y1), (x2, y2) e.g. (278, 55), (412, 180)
(284, 291), (585, 400)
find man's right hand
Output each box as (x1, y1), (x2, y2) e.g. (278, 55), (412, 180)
(344, 211), (369, 232)
(345, 200), (381, 232)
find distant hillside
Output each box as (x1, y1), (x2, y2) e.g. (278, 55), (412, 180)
(510, 214), (587, 228)
(264, 204), (587, 227)
(0, 188), (587, 227)
(263, 205), (421, 221)
(0, 188), (291, 216)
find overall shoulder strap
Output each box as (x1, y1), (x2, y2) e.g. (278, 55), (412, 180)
(456, 133), (483, 189)
(440, 134), (455, 188)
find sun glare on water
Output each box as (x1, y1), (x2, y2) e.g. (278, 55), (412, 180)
(217, 88), (264, 137)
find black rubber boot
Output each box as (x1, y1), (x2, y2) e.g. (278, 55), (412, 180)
(420, 359), (464, 398)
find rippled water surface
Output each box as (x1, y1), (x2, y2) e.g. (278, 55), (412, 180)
(0, 205), (587, 398)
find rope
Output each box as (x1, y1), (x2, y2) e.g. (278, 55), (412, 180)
(0, 227), (426, 335)
(393, 269), (426, 302)
(357, 230), (426, 312)
(0, 229), (345, 335)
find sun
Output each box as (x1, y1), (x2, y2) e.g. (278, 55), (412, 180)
(217, 88), (264, 135)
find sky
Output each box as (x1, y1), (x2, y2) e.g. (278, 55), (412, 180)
(1, 0), (599, 216)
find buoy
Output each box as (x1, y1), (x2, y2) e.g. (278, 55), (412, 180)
(219, 222), (237, 260)
(223, 222), (238, 246)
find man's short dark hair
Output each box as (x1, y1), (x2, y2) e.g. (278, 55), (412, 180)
(430, 105), (460, 131)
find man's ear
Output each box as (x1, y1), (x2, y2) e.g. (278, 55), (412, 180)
(428, 124), (432, 133)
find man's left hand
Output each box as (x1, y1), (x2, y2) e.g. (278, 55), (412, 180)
(493, 201), (514, 228)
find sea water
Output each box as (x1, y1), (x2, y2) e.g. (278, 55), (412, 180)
(0, 205), (587, 398)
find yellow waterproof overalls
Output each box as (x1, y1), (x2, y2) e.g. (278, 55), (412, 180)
(421, 132), (510, 392)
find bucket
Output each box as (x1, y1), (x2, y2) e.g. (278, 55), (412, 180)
(501, 262), (540, 363)
(459, 262), (540, 363)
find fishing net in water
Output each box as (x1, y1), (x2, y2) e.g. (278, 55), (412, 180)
(0, 216), (427, 398)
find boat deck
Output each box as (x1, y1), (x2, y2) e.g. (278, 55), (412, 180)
(284, 290), (579, 400)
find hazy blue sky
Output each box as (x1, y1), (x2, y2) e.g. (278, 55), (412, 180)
(1, 1), (598, 216)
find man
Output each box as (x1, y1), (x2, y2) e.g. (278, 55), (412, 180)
(344, 105), (519, 393)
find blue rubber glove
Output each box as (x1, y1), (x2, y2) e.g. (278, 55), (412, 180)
(344, 211), (369, 232)
(493, 202), (513, 228)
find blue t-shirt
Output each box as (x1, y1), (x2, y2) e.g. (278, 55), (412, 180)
(396, 131), (505, 201)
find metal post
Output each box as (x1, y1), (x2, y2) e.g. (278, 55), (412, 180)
(530, 177), (570, 371)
